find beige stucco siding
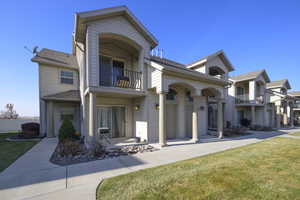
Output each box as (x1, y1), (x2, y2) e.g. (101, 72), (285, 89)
(39, 65), (79, 97)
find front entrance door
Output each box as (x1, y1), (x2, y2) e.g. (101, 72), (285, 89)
(208, 103), (218, 130)
(96, 106), (125, 138)
(166, 104), (177, 139)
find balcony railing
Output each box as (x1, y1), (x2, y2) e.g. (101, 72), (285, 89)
(100, 67), (142, 90)
(235, 94), (250, 104)
(235, 94), (264, 104)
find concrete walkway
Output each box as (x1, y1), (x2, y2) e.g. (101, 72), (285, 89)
(1, 128), (299, 200)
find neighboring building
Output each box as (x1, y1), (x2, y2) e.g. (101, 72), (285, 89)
(32, 6), (235, 147)
(267, 79), (294, 128)
(288, 91), (300, 126)
(226, 70), (273, 127)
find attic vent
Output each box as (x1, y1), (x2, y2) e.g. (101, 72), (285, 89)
(151, 48), (164, 58)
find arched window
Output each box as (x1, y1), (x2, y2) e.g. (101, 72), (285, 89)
(166, 89), (177, 100)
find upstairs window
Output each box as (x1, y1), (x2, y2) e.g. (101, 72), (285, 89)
(60, 70), (74, 84)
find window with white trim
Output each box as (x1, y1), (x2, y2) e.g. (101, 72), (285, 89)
(60, 70), (74, 84)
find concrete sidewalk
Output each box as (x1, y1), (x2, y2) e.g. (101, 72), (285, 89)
(0, 128), (299, 200)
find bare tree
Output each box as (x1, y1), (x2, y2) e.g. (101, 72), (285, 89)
(0, 104), (19, 119)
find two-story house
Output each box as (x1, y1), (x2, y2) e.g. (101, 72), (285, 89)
(226, 69), (273, 127)
(266, 79), (294, 128)
(32, 6), (235, 147)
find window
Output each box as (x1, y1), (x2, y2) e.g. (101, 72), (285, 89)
(60, 70), (74, 84)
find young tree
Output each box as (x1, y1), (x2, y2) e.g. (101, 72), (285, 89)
(0, 104), (19, 119)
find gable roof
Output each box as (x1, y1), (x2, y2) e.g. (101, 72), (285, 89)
(186, 50), (234, 72)
(150, 55), (186, 68)
(42, 90), (80, 102)
(74, 6), (158, 48)
(149, 57), (229, 86)
(31, 48), (78, 70)
(288, 91), (300, 97)
(230, 69), (270, 83)
(266, 79), (291, 89)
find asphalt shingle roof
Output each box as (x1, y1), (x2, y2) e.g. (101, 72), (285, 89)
(43, 90), (80, 102)
(266, 79), (291, 89)
(230, 69), (269, 82)
(32, 48), (78, 69)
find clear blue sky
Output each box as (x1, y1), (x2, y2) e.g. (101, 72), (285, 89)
(0, 0), (299, 116)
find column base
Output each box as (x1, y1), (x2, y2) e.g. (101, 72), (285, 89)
(191, 138), (199, 143)
(159, 142), (167, 148)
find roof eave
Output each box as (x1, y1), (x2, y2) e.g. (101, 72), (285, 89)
(31, 57), (78, 71)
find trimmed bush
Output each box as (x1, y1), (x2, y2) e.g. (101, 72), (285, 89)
(240, 118), (251, 127)
(58, 118), (76, 142)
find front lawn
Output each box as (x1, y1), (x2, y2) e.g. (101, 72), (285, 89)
(97, 138), (300, 200)
(0, 132), (39, 172)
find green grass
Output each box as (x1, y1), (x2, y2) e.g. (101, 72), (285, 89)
(0, 132), (39, 172)
(290, 131), (300, 136)
(97, 138), (300, 200)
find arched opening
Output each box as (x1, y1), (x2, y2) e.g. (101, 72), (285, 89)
(99, 33), (143, 89)
(165, 82), (196, 140)
(202, 88), (222, 131)
(208, 66), (226, 79)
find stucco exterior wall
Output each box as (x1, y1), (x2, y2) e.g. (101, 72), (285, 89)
(39, 65), (79, 97)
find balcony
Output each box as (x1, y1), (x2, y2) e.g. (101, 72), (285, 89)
(235, 94), (250, 104)
(99, 67), (142, 90)
(235, 94), (264, 105)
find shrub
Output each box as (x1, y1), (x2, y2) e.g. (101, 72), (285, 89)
(240, 118), (251, 127)
(250, 125), (273, 131)
(224, 126), (248, 137)
(58, 118), (77, 142)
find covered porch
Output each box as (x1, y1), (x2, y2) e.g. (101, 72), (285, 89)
(157, 81), (226, 147)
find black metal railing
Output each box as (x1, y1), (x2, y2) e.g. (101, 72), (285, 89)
(100, 67), (142, 90)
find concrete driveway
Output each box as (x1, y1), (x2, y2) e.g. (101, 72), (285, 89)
(0, 128), (299, 200)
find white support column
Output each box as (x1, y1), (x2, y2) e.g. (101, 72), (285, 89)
(139, 49), (145, 91)
(192, 96), (200, 143)
(217, 101), (224, 138)
(88, 92), (96, 145)
(283, 104), (288, 127)
(251, 106), (256, 126)
(177, 89), (186, 138)
(159, 92), (167, 147)
(276, 105), (281, 129)
(263, 105), (268, 126)
(249, 80), (256, 103)
(288, 101), (294, 128)
(47, 101), (54, 137)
